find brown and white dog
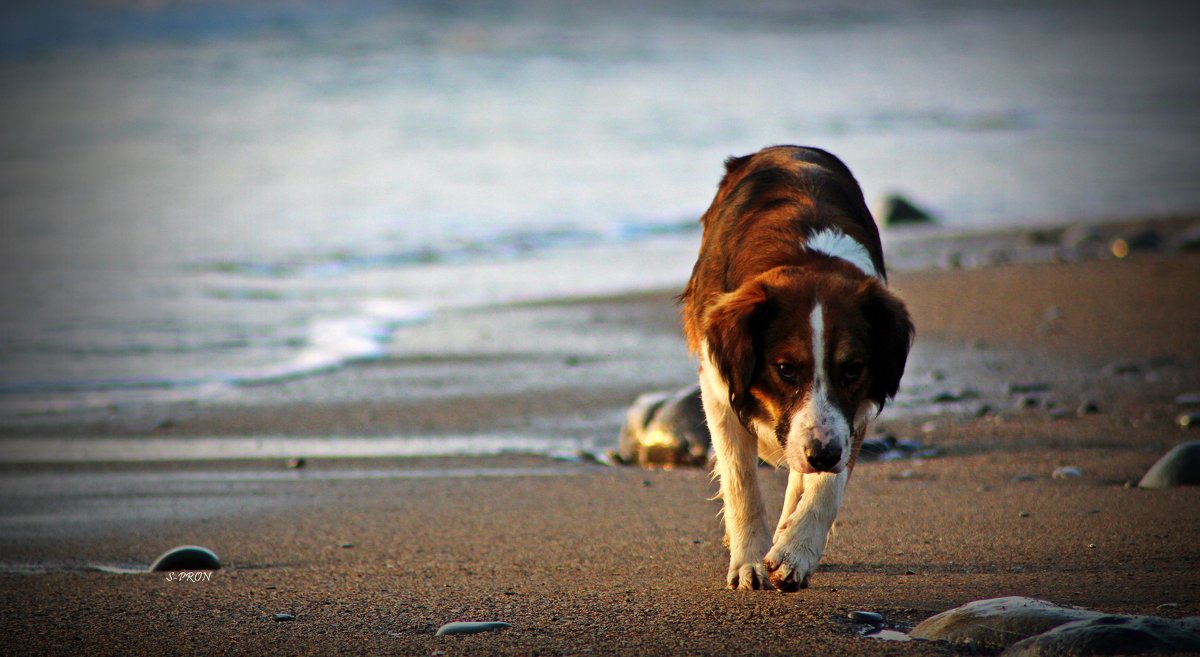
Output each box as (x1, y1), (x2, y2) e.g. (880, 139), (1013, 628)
(681, 145), (914, 591)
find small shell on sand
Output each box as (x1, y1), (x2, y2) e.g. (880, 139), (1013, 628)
(435, 621), (511, 636)
(149, 545), (220, 572)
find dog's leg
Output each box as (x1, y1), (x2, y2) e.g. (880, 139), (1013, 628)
(699, 373), (773, 590)
(763, 469), (848, 591)
(774, 469), (805, 544)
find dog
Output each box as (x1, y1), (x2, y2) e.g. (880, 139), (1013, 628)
(680, 145), (914, 591)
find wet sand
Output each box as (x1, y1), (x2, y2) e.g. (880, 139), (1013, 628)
(2, 246), (1199, 655)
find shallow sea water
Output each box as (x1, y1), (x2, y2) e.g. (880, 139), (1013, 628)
(1, 0), (1198, 418)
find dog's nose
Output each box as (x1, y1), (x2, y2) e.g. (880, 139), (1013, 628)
(804, 442), (843, 472)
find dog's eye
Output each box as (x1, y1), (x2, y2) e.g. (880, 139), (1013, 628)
(840, 361), (865, 385)
(775, 362), (800, 385)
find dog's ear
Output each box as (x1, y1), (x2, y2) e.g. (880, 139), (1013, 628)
(710, 153), (754, 207)
(704, 281), (771, 413)
(859, 280), (914, 410)
(723, 153), (753, 176)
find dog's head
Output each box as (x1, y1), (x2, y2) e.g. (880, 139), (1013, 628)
(704, 266), (913, 473)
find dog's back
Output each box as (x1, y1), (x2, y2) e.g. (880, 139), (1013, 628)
(680, 145), (886, 354)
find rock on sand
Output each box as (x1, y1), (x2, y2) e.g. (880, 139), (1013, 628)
(149, 545), (221, 572)
(1002, 614), (1200, 656)
(913, 597), (1200, 656)
(615, 385), (709, 467)
(881, 193), (936, 226)
(1138, 441), (1200, 488)
(911, 597), (1101, 649)
(435, 621), (511, 636)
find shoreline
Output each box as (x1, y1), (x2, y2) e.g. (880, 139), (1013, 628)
(1, 229), (1199, 655)
(1, 217), (1196, 454)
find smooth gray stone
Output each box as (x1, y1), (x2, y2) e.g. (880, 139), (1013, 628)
(1138, 441), (1200, 488)
(911, 597), (1101, 649)
(149, 545), (220, 572)
(848, 610), (884, 624)
(1002, 614), (1200, 657)
(435, 621), (511, 636)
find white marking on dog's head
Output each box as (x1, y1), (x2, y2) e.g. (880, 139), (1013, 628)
(803, 228), (878, 279)
(785, 303), (851, 473)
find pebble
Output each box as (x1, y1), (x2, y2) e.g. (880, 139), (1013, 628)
(1007, 382), (1051, 395)
(1052, 466), (1082, 479)
(1077, 401), (1100, 416)
(1060, 224), (1103, 248)
(858, 436), (895, 458)
(1018, 511), (1030, 518)
(285, 457), (306, 469)
(848, 610), (884, 624)
(149, 545), (221, 572)
(931, 388), (979, 403)
(1048, 408), (1072, 420)
(435, 621), (512, 636)
(1175, 392), (1200, 406)
(1024, 230), (1061, 247)
(1138, 441), (1200, 488)
(272, 613), (295, 622)
(1103, 361), (1142, 376)
(1176, 224), (1200, 250)
(1017, 396), (1042, 409)
(859, 435), (935, 463)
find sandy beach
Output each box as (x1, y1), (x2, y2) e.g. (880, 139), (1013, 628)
(2, 230), (1199, 656)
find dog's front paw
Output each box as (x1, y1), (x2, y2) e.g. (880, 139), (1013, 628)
(727, 560), (774, 591)
(763, 545), (815, 593)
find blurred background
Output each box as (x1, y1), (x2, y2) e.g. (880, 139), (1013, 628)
(0, 0), (1198, 416)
